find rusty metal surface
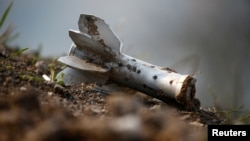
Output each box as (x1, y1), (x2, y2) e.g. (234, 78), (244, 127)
(78, 14), (122, 53)
(57, 14), (199, 110)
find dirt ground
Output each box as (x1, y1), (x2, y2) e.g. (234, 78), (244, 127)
(0, 45), (223, 141)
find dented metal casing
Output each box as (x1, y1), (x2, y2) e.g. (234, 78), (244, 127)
(57, 14), (197, 108)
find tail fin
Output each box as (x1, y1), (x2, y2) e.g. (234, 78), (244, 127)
(58, 56), (108, 73)
(78, 14), (123, 53)
(69, 30), (112, 58)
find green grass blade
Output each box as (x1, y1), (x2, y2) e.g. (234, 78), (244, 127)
(0, 1), (13, 28)
(9, 47), (29, 59)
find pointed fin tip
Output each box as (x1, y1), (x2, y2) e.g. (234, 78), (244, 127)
(58, 56), (108, 73)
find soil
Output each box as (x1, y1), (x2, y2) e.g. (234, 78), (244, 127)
(0, 44), (223, 141)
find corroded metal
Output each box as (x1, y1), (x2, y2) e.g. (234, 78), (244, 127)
(57, 14), (199, 110)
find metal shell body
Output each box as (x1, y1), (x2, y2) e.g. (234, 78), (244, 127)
(110, 54), (196, 105)
(57, 14), (198, 109)
(67, 44), (196, 105)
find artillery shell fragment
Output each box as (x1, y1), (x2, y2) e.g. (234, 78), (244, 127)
(57, 14), (199, 111)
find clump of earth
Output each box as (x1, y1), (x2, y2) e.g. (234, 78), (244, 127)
(0, 45), (223, 141)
